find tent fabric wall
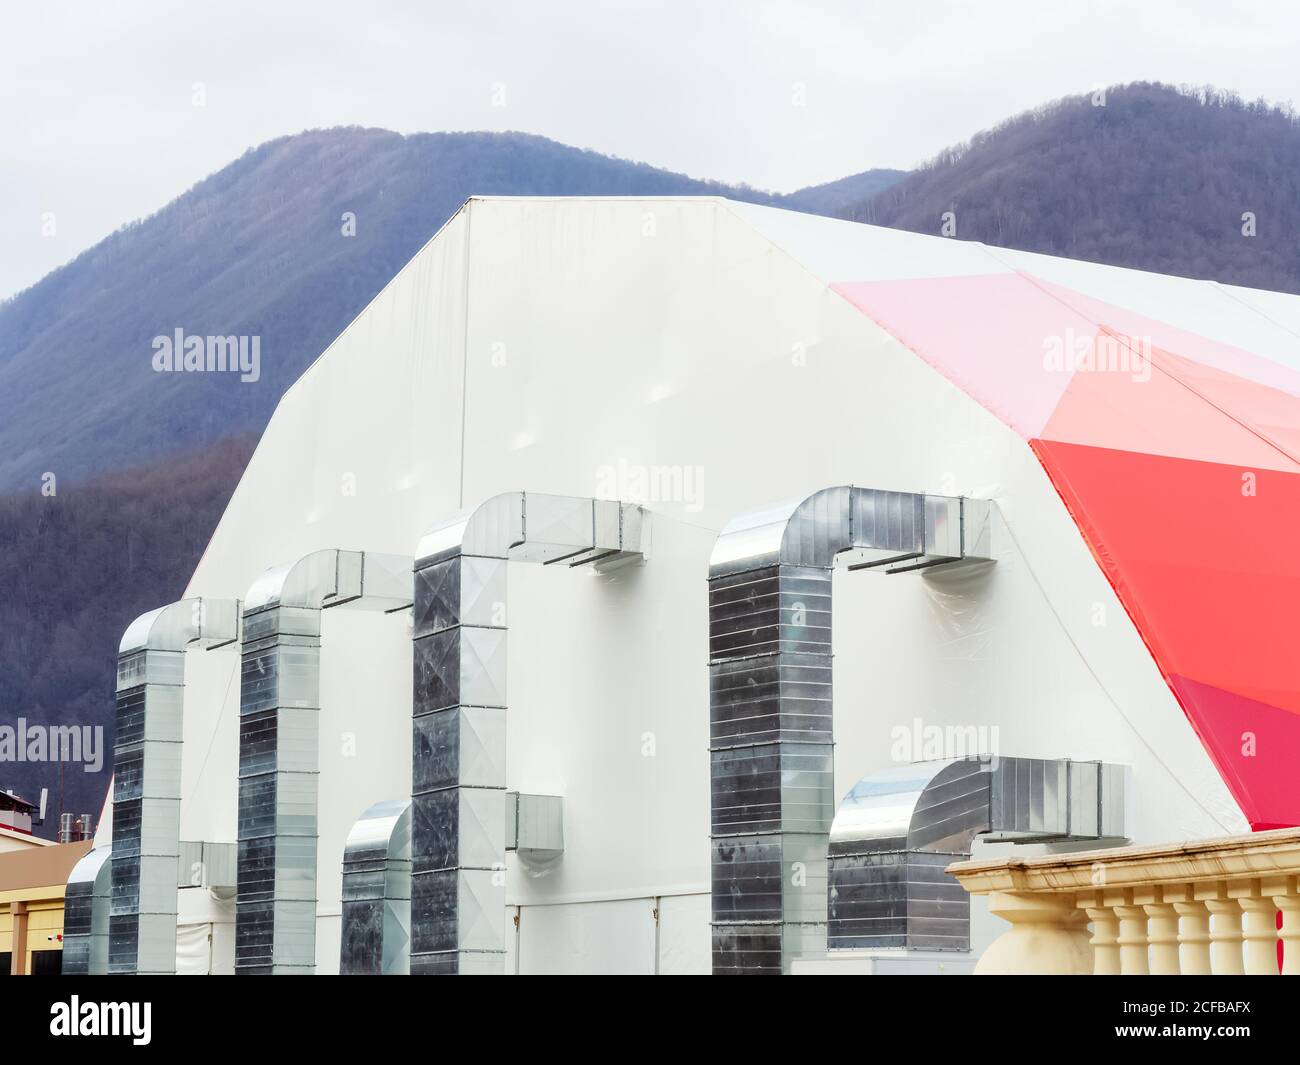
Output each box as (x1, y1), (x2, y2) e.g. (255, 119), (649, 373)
(175, 923), (211, 975)
(119, 196), (1280, 973)
(826, 268), (1300, 829)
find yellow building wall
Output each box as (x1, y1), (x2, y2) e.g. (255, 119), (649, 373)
(0, 888), (67, 973)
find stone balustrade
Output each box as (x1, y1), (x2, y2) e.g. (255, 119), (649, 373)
(947, 827), (1300, 975)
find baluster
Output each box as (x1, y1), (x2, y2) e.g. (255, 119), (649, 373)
(1166, 885), (1211, 975)
(1265, 876), (1300, 976)
(1135, 886), (1180, 975)
(1079, 890), (1120, 975)
(1200, 884), (1245, 975)
(1230, 879), (1278, 976)
(1108, 890), (1150, 975)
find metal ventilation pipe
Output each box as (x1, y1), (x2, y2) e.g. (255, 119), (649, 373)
(177, 841), (237, 890)
(62, 846), (112, 975)
(58, 814), (94, 843)
(506, 792), (564, 866)
(110, 597), (240, 974)
(340, 799), (412, 975)
(235, 550), (411, 974)
(411, 492), (646, 974)
(828, 757), (1127, 953)
(708, 486), (994, 974)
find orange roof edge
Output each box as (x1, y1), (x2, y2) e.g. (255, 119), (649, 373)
(0, 840), (93, 894)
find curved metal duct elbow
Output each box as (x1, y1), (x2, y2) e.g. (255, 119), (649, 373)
(62, 846), (113, 975)
(236, 549), (412, 975)
(110, 597), (239, 974)
(708, 486), (994, 974)
(340, 799), (412, 975)
(828, 757), (1127, 952)
(410, 492), (646, 975)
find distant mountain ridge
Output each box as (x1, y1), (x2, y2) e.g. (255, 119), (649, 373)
(784, 167), (906, 214)
(8, 85), (1299, 498)
(845, 83), (1300, 293)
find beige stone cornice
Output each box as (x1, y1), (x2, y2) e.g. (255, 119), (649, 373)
(947, 826), (1300, 895)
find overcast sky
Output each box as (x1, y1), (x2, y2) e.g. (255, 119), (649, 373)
(2, 0), (1296, 299)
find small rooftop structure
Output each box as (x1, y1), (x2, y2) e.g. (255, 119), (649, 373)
(0, 790), (38, 837)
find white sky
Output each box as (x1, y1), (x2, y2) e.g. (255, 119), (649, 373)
(1, 0), (1296, 299)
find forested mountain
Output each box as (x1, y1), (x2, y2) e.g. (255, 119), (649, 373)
(783, 167), (905, 214)
(0, 437), (257, 827)
(846, 83), (1300, 293)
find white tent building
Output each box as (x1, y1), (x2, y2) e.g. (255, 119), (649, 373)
(74, 196), (1300, 975)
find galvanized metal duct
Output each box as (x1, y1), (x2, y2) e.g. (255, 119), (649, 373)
(110, 598), (239, 974)
(177, 841), (237, 889)
(828, 757), (1127, 952)
(340, 799), (412, 975)
(411, 492), (646, 974)
(708, 486), (994, 974)
(235, 550), (411, 974)
(63, 846), (112, 975)
(506, 792), (564, 867)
